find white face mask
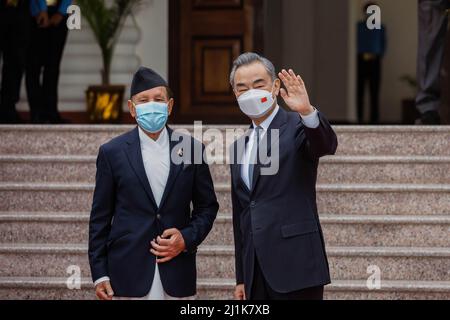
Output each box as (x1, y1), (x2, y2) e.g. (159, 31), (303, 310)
(237, 86), (276, 119)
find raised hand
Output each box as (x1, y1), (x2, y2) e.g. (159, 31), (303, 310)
(278, 69), (314, 116)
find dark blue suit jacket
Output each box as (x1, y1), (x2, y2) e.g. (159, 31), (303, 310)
(230, 108), (338, 299)
(88, 127), (219, 298)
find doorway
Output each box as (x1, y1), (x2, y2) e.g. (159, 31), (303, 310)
(168, 0), (264, 124)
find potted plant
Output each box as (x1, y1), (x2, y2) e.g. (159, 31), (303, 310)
(399, 75), (420, 124)
(76, 0), (144, 123)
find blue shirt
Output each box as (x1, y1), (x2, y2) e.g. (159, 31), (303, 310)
(30, 0), (72, 17)
(357, 21), (387, 56)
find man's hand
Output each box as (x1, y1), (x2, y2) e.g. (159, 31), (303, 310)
(49, 13), (64, 27)
(36, 11), (49, 28)
(278, 69), (314, 116)
(150, 228), (186, 263)
(234, 284), (246, 300)
(95, 281), (114, 300)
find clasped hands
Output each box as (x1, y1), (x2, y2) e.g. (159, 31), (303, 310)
(36, 12), (64, 28)
(150, 228), (186, 263)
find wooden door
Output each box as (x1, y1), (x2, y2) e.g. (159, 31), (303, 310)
(169, 0), (264, 124)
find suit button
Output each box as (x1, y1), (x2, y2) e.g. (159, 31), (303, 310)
(250, 201), (256, 208)
(156, 214), (161, 220)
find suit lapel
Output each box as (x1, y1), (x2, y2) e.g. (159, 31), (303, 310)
(251, 107), (288, 192)
(158, 127), (184, 210)
(125, 127), (158, 210)
(233, 129), (252, 194)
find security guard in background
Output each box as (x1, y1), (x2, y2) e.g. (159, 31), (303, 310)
(416, 0), (450, 125)
(26, 0), (71, 124)
(0, 0), (30, 124)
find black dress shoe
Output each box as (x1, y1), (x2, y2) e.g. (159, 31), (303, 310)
(31, 115), (46, 124)
(48, 114), (71, 124)
(0, 112), (23, 124)
(52, 117), (71, 124)
(419, 111), (441, 125)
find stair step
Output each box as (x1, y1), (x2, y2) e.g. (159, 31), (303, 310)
(205, 215), (450, 247)
(1, 213), (449, 247)
(0, 155), (231, 185)
(0, 244), (448, 282)
(207, 215), (450, 247)
(1, 183), (449, 216)
(1, 155), (450, 185)
(1, 126), (449, 156)
(0, 277), (448, 300)
(318, 156), (450, 184)
(0, 126), (131, 156)
(198, 279), (450, 300)
(324, 280), (450, 300)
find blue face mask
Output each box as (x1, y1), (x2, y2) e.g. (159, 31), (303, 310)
(134, 101), (169, 134)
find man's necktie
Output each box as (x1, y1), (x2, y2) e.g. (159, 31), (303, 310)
(248, 126), (262, 190)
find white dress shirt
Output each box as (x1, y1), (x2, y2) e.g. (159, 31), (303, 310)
(241, 106), (320, 189)
(139, 126), (170, 207)
(95, 127), (194, 300)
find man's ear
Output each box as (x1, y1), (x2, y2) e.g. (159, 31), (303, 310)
(273, 79), (281, 97)
(167, 98), (174, 116)
(128, 100), (136, 119)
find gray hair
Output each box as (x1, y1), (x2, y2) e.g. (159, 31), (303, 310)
(229, 52), (277, 88)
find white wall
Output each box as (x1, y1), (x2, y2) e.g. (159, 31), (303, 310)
(134, 0), (169, 80)
(352, 0), (418, 123)
(267, 0), (351, 122)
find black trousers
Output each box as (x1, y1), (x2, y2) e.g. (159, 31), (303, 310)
(0, 5), (30, 123)
(26, 8), (68, 123)
(249, 255), (324, 301)
(357, 54), (381, 124)
(416, 0), (449, 114)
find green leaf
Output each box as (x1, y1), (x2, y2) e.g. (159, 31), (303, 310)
(75, 0), (146, 84)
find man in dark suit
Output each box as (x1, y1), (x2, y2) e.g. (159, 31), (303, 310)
(26, 0), (72, 123)
(88, 67), (219, 300)
(416, 0), (450, 124)
(0, 0), (30, 124)
(229, 53), (338, 300)
(357, 1), (387, 124)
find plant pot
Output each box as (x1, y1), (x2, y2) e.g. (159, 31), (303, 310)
(86, 85), (125, 123)
(401, 98), (420, 125)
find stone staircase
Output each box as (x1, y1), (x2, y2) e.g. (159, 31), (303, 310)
(0, 125), (449, 300)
